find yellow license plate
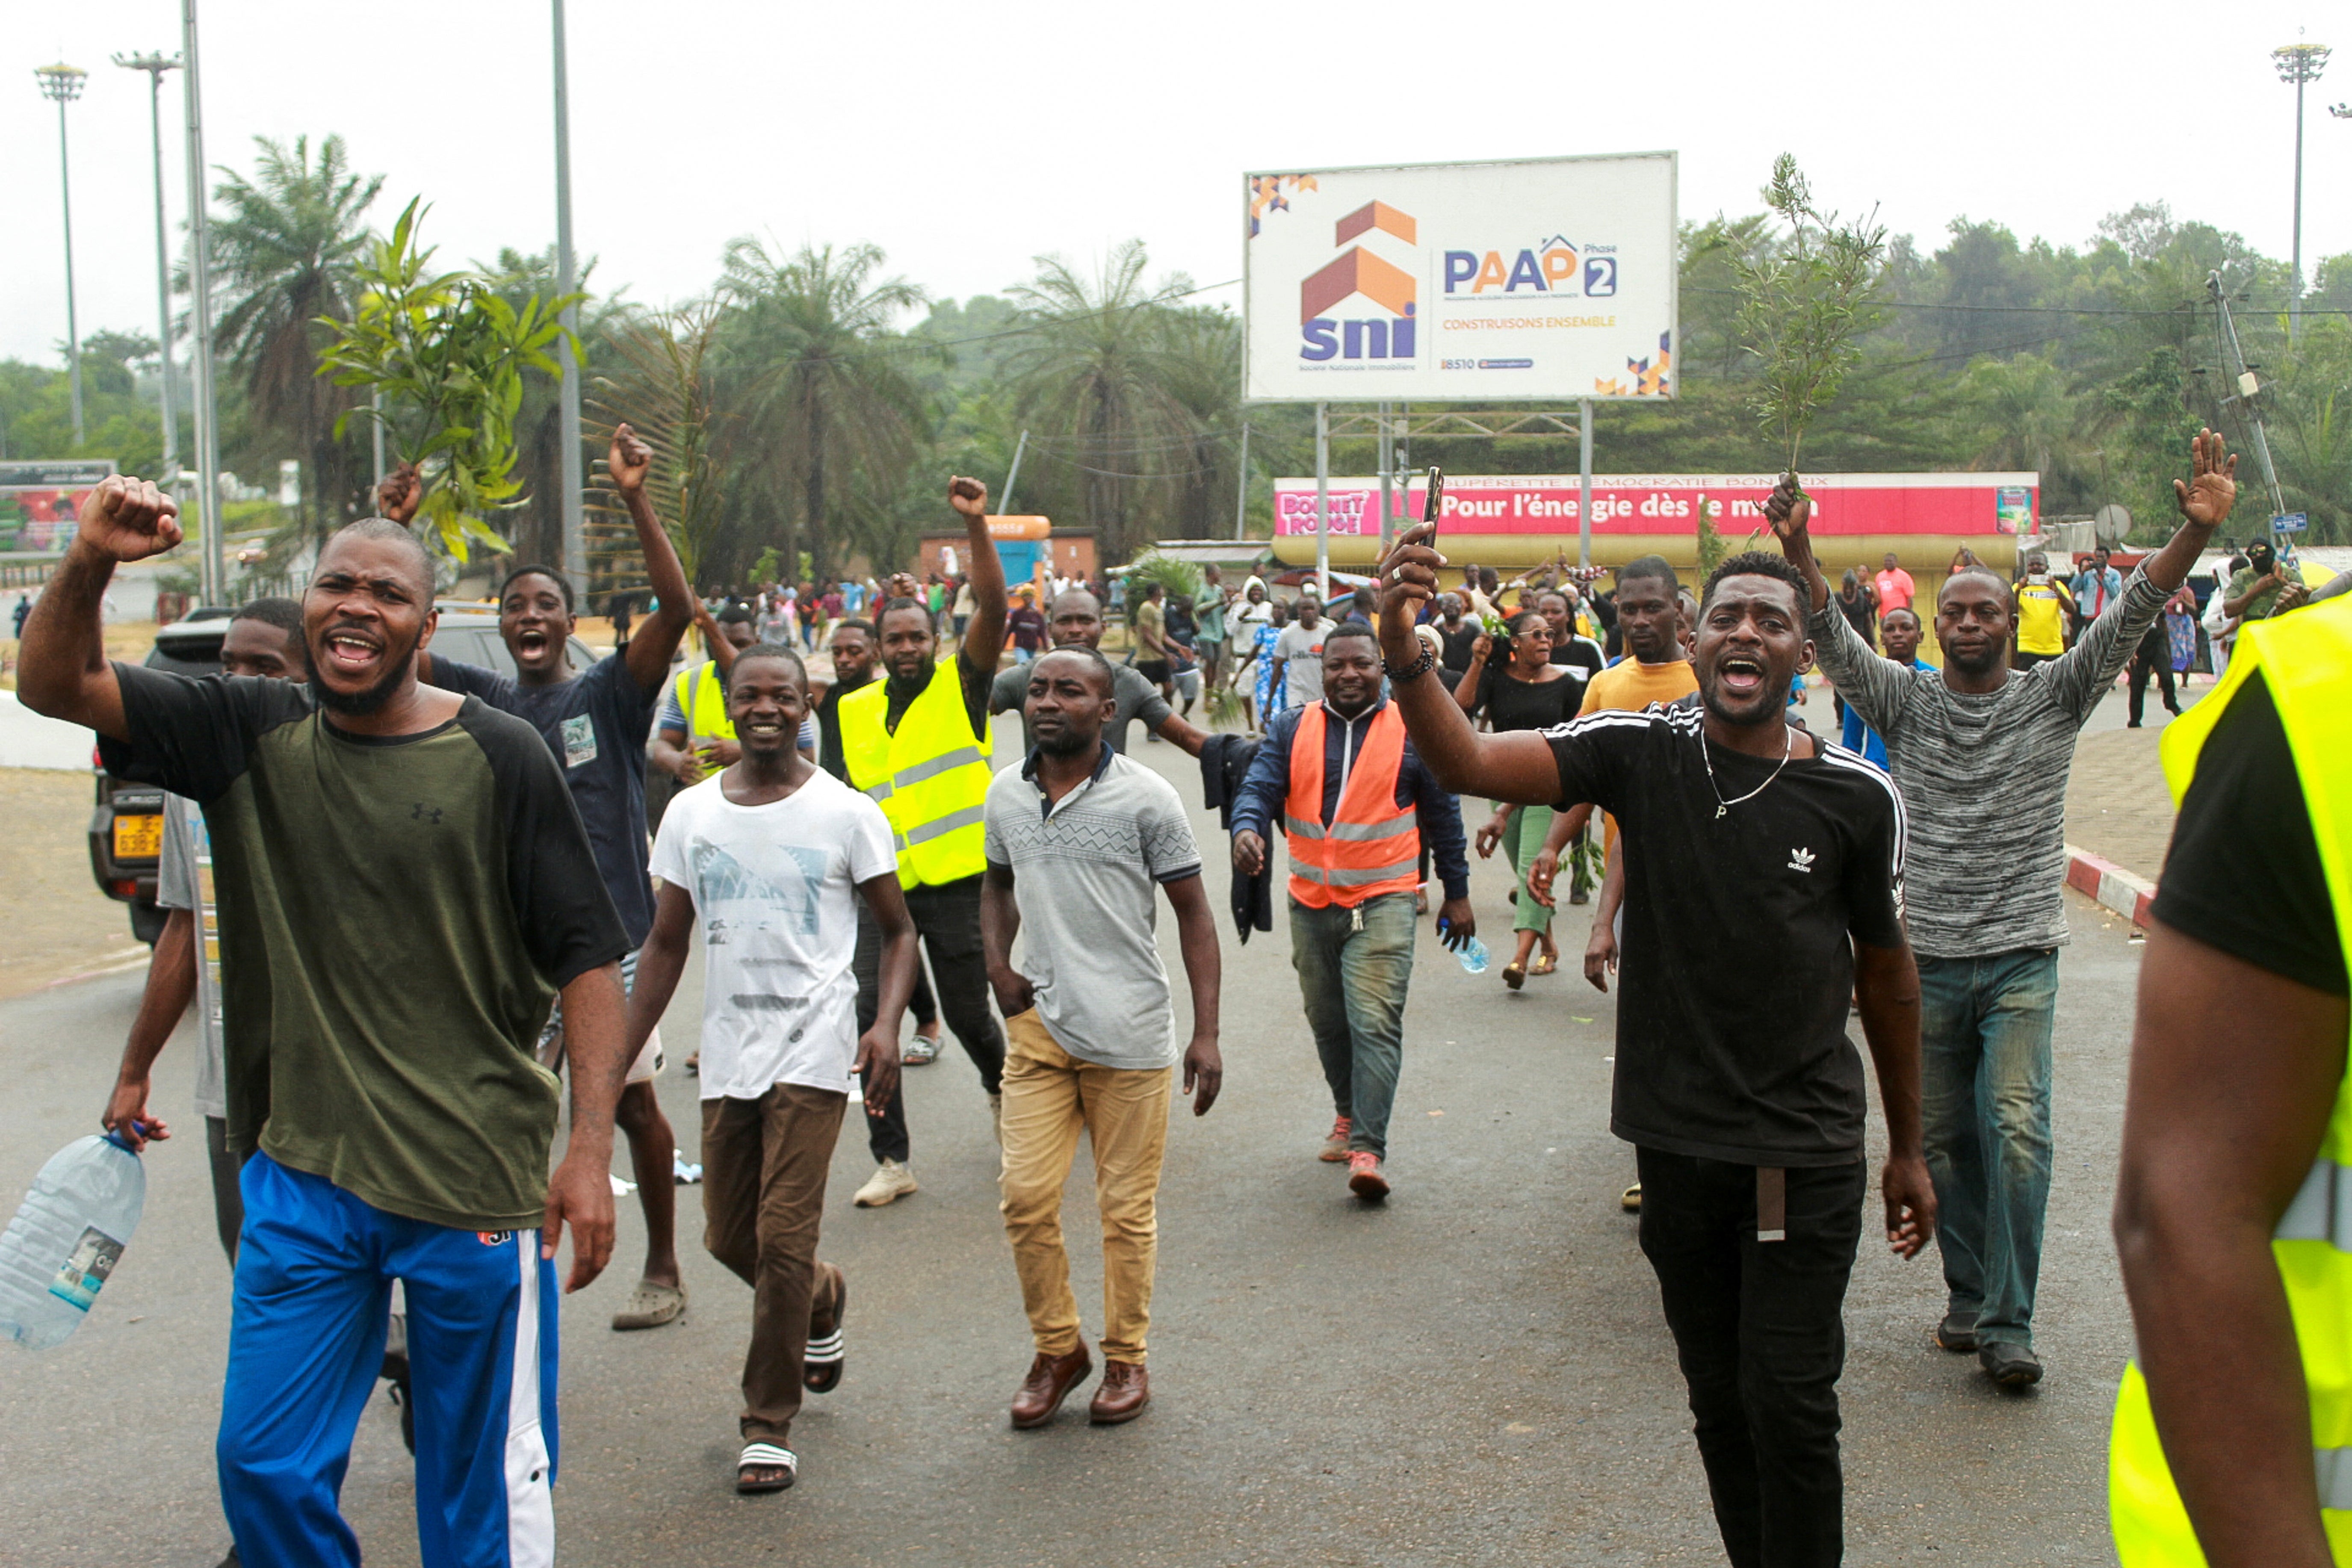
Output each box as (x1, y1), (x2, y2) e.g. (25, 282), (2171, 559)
(112, 814), (163, 859)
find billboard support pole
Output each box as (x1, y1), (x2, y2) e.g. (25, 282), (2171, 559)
(1377, 402), (1394, 559)
(1577, 399), (1595, 570)
(1314, 403), (1330, 603)
(1233, 421), (1250, 541)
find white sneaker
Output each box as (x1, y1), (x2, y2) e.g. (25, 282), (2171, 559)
(853, 1158), (919, 1208)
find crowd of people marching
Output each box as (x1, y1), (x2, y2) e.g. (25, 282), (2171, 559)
(13, 421), (2351, 1568)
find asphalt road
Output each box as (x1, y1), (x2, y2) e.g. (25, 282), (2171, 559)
(0, 712), (2148, 1566)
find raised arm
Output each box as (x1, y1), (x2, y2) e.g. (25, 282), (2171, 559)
(951, 478), (1008, 677)
(18, 478), (183, 739)
(613, 425), (696, 692)
(1764, 481), (1914, 733)
(1373, 524), (1568, 805)
(1452, 637), (1492, 716)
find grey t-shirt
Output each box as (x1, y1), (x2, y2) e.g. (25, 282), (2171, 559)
(1812, 566), (2168, 957)
(1274, 621), (1330, 708)
(156, 793), (226, 1121)
(989, 660), (1172, 754)
(983, 747), (1203, 1070)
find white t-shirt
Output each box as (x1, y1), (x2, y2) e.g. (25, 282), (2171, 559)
(648, 769), (897, 1101)
(1274, 620), (1329, 708)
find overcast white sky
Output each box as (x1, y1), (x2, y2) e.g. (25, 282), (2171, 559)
(2, 0), (2346, 369)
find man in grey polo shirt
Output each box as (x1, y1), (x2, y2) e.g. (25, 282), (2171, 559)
(981, 645), (1224, 1431)
(987, 588), (1208, 756)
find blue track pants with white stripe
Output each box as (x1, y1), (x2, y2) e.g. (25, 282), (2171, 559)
(219, 1153), (559, 1567)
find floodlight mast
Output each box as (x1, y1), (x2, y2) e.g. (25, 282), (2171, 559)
(33, 63), (88, 448)
(114, 53), (185, 499)
(2274, 42), (2330, 343)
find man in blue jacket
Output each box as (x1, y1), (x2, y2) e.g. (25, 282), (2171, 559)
(1229, 623), (1475, 1200)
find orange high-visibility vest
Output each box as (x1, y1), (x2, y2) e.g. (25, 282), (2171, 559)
(1284, 702), (1423, 909)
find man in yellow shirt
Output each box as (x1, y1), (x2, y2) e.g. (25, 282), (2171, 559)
(2013, 551), (2074, 669)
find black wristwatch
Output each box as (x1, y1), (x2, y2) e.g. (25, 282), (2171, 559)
(1383, 647), (1436, 683)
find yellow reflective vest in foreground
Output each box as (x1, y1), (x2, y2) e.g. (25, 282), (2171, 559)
(2110, 594), (2352, 1565)
(837, 662), (991, 889)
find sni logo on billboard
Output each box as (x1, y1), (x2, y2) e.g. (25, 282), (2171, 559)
(1300, 201), (1417, 364)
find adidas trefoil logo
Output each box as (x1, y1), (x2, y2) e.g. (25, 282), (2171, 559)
(1787, 846), (1816, 874)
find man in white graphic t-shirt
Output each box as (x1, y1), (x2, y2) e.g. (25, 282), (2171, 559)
(623, 641), (920, 1497)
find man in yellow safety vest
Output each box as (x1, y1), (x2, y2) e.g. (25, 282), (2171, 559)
(837, 475), (1011, 1208)
(2110, 588), (2352, 1566)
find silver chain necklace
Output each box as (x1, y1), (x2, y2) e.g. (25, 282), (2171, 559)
(1699, 723), (1794, 819)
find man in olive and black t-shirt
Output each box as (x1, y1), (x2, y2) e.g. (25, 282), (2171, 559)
(1374, 536), (1936, 1568)
(18, 483), (630, 1566)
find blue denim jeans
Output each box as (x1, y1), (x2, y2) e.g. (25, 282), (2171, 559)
(1916, 948), (2058, 1348)
(1289, 892), (1417, 1158)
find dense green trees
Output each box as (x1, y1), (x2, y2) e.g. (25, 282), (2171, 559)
(7, 134), (2350, 593)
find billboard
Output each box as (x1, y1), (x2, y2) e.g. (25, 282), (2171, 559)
(1271, 472), (2038, 563)
(1243, 153), (1678, 405)
(1, 460), (115, 554)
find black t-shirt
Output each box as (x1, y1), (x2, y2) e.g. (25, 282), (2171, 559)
(100, 665), (627, 1229)
(883, 655), (992, 740)
(2153, 671), (2346, 995)
(1546, 699), (1909, 1164)
(816, 671), (873, 781)
(1549, 633), (1606, 700)
(1439, 622), (1482, 673)
(1474, 663), (1584, 733)
(428, 651), (661, 948)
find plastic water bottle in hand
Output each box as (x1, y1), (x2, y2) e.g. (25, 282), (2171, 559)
(1439, 915), (1490, 975)
(0, 1133), (147, 1351)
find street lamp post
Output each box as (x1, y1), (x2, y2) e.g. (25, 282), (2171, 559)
(33, 63), (88, 449)
(114, 53), (184, 496)
(552, 0), (587, 603)
(182, 1), (226, 605)
(2274, 41), (2331, 343)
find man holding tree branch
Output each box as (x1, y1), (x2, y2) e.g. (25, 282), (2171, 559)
(1769, 428), (2237, 1391)
(1372, 520), (1933, 1568)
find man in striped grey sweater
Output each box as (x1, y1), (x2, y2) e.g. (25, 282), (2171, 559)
(1767, 431), (2238, 1391)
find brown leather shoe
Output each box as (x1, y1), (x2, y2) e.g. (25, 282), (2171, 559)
(1010, 1344), (1093, 1429)
(1088, 1360), (1150, 1425)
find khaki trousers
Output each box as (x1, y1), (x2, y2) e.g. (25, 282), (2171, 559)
(998, 1009), (1172, 1364)
(701, 1084), (848, 1444)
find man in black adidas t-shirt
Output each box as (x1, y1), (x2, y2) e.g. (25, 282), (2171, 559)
(1374, 533), (1935, 1568)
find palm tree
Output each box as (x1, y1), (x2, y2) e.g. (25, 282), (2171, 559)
(589, 304), (729, 589)
(715, 240), (929, 584)
(207, 134), (381, 540)
(1006, 240), (1201, 563)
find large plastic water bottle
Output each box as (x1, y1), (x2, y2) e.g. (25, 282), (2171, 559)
(0, 1132), (146, 1351)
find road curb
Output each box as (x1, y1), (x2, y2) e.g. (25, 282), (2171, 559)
(2064, 843), (2157, 930)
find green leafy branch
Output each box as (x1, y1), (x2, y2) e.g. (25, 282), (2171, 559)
(316, 198), (581, 561)
(1732, 155), (1887, 479)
